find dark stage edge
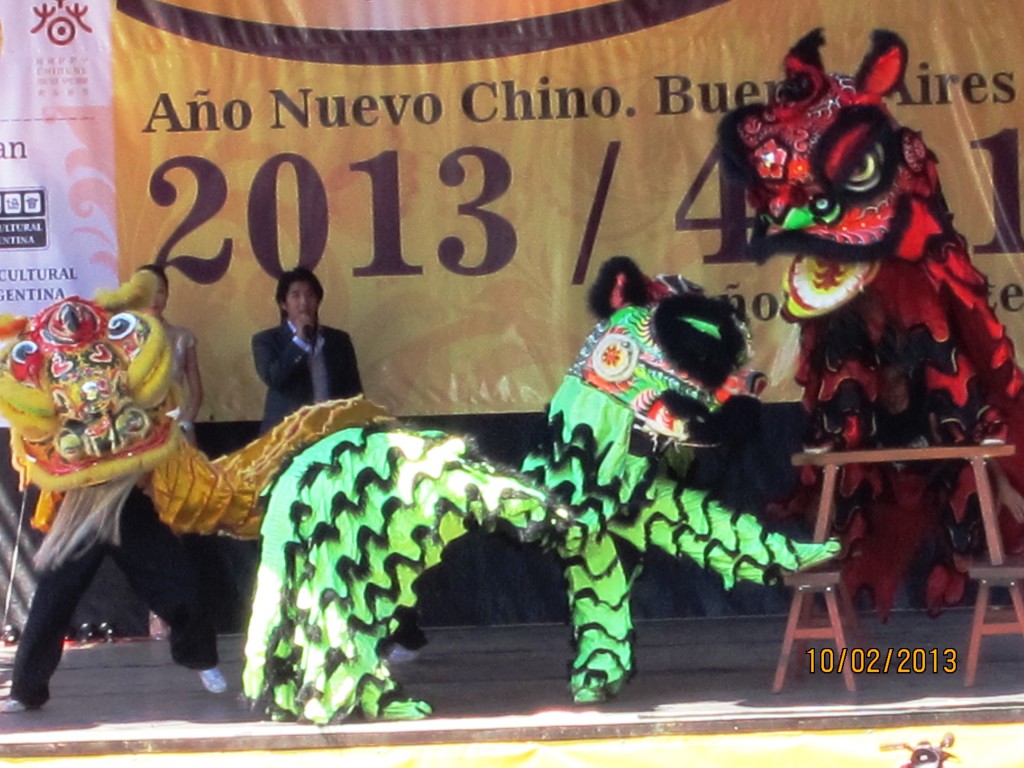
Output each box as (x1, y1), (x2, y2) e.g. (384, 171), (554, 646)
(2, 612), (1024, 757)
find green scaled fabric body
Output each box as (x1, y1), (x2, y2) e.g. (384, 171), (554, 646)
(243, 382), (839, 722)
(241, 426), (564, 724)
(521, 376), (840, 704)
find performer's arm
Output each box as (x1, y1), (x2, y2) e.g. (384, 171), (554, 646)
(252, 330), (308, 388)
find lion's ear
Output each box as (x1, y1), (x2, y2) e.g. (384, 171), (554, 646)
(588, 256), (651, 318)
(94, 270), (157, 312)
(784, 27), (826, 80)
(855, 30), (908, 98)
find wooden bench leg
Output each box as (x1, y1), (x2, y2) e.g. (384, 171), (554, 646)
(837, 581), (859, 637)
(824, 589), (856, 693)
(773, 590), (808, 693)
(1009, 581), (1024, 628)
(965, 580), (990, 687)
(965, 577), (1024, 687)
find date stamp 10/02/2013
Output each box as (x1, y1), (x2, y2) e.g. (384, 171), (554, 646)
(807, 647), (958, 675)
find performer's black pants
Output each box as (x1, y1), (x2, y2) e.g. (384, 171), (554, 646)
(10, 488), (218, 707)
(388, 607), (428, 651)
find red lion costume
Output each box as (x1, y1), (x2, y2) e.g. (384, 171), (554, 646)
(718, 29), (1024, 616)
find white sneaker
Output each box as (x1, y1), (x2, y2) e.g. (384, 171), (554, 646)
(199, 667), (227, 694)
(1, 698), (28, 714)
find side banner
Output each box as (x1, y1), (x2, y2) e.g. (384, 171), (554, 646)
(110, 1), (1024, 421)
(0, 2), (117, 315)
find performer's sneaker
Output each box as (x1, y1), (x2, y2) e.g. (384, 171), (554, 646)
(1, 698), (31, 713)
(199, 667), (227, 694)
(385, 644), (420, 664)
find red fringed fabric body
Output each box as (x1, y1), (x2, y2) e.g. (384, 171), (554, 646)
(793, 237), (1024, 616)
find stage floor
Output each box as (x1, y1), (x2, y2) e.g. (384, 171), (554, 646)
(2, 610), (1024, 757)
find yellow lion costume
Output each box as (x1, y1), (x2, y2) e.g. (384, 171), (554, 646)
(0, 270), (385, 553)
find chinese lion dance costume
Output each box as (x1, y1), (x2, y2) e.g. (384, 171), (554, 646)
(718, 29), (1024, 617)
(0, 259), (836, 723)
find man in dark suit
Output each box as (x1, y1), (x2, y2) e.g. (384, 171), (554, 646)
(251, 267), (363, 434)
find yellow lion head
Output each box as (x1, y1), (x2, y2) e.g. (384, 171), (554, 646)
(0, 271), (181, 491)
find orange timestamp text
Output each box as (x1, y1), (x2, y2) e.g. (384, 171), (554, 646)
(806, 647), (957, 674)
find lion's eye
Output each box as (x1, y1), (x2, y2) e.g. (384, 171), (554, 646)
(115, 407), (150, 439)
(11, 340), (39, 365)
(107, 313), (138, 340)
(844, 144), (884, 193)
(809, 195), (841, 224)
(56, 429), (86, 461)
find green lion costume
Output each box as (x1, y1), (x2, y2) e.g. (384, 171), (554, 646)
(239, 256), (838, 721)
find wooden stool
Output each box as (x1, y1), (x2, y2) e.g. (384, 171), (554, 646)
(964, 561), (1024, 687)
(772, 568), (856, 693)
(779, 443), (1016, 693)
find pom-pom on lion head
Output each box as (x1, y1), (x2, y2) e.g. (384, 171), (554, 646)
(0, 270), (181, 491)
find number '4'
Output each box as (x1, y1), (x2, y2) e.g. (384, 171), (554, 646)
(675, 147), (754, 264)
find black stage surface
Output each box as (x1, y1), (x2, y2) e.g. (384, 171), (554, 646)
(2, 611), (1024, 758)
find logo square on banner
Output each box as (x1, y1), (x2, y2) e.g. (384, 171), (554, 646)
(0, 188), (49, 250)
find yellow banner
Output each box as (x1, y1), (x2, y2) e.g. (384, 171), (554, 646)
(5, 724), (1024, 767)
(112, 0), (1024, 420)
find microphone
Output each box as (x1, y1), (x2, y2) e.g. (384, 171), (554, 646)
(303, 323), (316, 342)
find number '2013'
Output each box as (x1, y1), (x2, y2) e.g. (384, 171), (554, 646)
(148, 148), (516, 283)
